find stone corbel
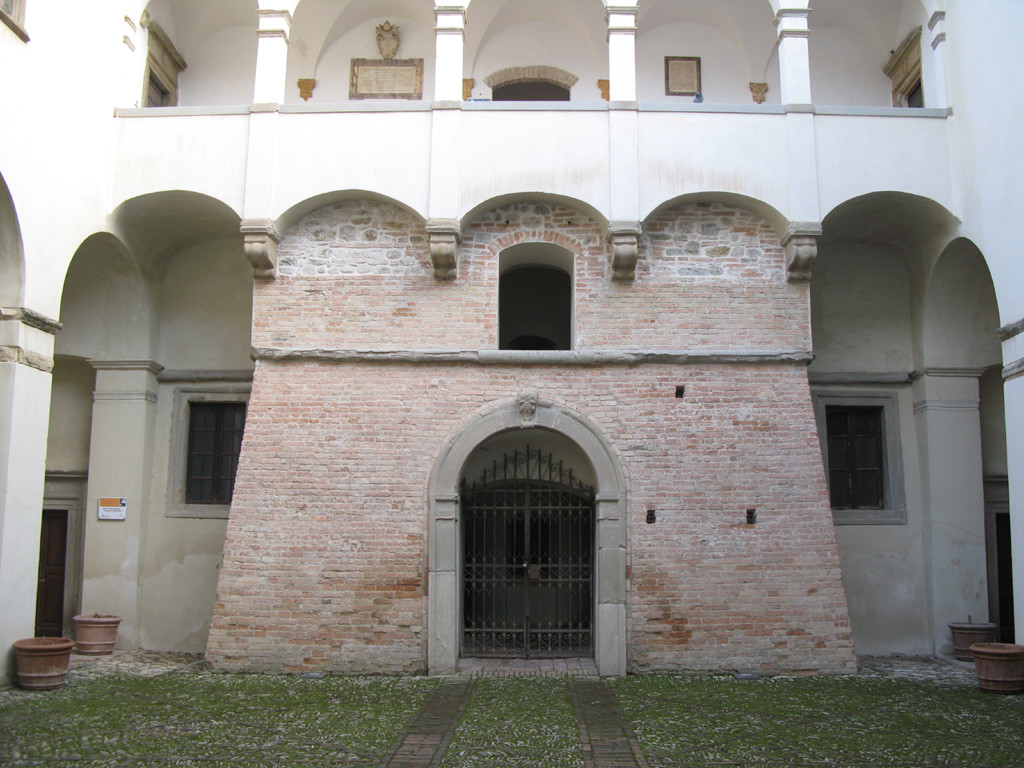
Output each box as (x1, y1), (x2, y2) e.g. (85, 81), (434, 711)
(426, 219), (462, 280)
(782, 222), (822, 282)
(608, 221), (642, 281)
(240, 219), (281, 279)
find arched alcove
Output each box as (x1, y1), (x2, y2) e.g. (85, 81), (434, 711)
(466, 0), (605, 101)
(428, 395), (627, 676)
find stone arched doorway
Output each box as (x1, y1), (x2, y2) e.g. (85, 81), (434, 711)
(428, 395), (627, 676)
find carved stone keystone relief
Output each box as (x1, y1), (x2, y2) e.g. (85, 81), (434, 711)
(376, 21), (399, 60)
(517, 391), (539, 427)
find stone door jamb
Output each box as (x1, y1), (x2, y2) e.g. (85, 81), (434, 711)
(427, 396), (627, 676)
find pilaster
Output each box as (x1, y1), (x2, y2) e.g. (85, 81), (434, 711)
(774, 7), (812, 105)
(81, 360), (162, 649)
(923, 11), (948, 109)
(912, 370), (989, 654)
(1000, 323), (1024, 642)
(434, 6), (466, 103)
(0, 308), (58, 685)
(606, 5), (638, 103)
(253, 9), (292, 105)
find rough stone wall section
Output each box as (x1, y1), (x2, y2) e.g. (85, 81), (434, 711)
(257, 200), (809, 353)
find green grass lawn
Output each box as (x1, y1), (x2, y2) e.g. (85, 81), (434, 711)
(2, 668), (1022, 767)
(611, 674), (1024, 767)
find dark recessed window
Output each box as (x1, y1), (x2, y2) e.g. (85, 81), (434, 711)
(499, 265), (571, 350)
(186, 402), (246, 504)
(825, 405), (884, 509)
(492, 81), (570, 101)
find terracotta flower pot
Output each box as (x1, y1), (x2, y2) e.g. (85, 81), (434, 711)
(969, 642), (1024, 694)
(948, 621), (998, 660)
(12, 637), (75, 690)
(72, 614), (121, 655)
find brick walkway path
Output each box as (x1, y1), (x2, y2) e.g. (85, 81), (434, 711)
(381, 677), (475, 768)
(570, 678), (649, 768)
(379, 674), (647, 768)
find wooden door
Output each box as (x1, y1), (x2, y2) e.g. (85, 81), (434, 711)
(35, 509), (68, 637)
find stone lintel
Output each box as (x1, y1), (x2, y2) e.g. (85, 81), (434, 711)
(426, 218), (463, 280)
(240, 218), (281, 279)
(607, 220), (642, 281)
(782, 222), (822, 282)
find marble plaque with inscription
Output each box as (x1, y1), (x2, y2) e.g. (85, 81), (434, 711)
(665, 57), (701, 96)
(350, 58), (424, 100)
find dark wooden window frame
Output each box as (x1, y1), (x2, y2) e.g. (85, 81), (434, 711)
(812, 389), (907, 525)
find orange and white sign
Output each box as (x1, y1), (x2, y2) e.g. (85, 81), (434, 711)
(98, 497), (127, 520)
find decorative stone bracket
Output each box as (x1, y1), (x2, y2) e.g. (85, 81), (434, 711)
(782, 222), (822, 282)
(240, 219), (281, 279)
(607, 221), (642, 281)
(426, 219), (462, 280)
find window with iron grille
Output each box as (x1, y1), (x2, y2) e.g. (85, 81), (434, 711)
(825, 405), (884, 509)
(185, 402), (245, 504)
(812, 389), (907, 525)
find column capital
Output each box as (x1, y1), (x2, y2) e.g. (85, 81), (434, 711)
(240, 218), (281, 279)
(781, 222), (821, 282)
(608, 221), (642, 282)
(426, 218), (463, 280)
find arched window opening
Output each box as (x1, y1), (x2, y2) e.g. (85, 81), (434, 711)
(492, 81), (570, 101)
(498, 244), (573, 351)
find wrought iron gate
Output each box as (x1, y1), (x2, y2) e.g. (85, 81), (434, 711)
(461, 447), (594, 658)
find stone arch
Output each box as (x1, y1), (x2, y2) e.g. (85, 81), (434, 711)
(483, 65), (580, 91)
(0, 171), (25, 307)
(427, 395), (627, 676)
(460, 192), (608, 234)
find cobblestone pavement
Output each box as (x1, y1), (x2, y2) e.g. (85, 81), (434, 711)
(2, 652), (1015, 768)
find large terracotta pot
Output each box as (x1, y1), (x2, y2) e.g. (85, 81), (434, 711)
(969, 642), (1024, 694)
(12, 637), (75, 690)
(72, 614), (121, 655)
(948, 621), (998, 660)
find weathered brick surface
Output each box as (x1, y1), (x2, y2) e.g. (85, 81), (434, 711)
(206, 199), (854, 674)
(253, 201), (810, 352)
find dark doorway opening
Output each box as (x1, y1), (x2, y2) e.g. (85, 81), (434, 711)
(35, 509), (68, 637)
(461, 447), (594, 658)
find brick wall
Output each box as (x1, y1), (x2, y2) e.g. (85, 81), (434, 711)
(254, 200), (810, 353)
(206, 198), (854, 674)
